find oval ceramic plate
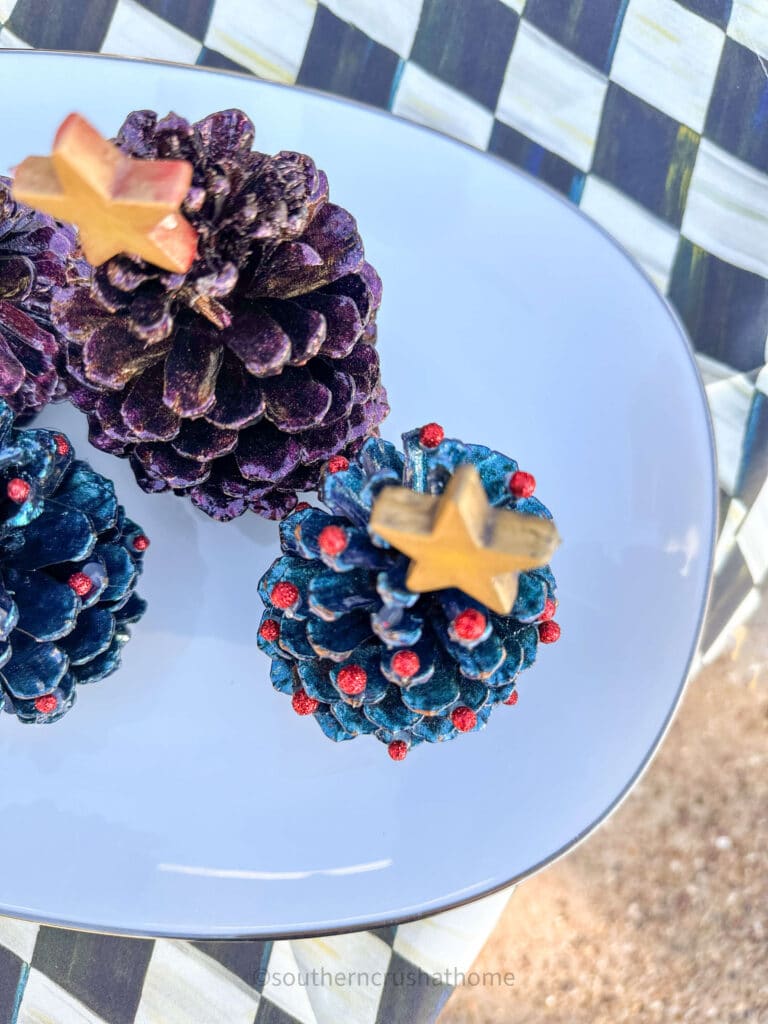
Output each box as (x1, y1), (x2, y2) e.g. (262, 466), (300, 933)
(0, 51), (715, 939)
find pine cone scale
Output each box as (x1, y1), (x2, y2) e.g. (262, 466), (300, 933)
(0, 300), (58, 354)
(297, 293), (362, 358)
(223, 310), (291, 377)
(162, 328), (222, 416)
(11, 570), (78, 641)
(262, 367), (332, 432)
(236, 424), (303, 481)
(204, 354), (265, 430)
(122, 364), (181, 440)
(83, 322), (170, 389)
(134, 443), (211, 488)
(4, 633), (68, 699)
(60, 606), (115, 664)
(0, 338), (26, 393)
(263, 299), (326, 366)
(0, 255), (35, 301)
(172, 418), (238, 461)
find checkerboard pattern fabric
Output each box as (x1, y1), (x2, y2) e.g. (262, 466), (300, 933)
(0, 0), (766, 1021)
(0, 892), (511, 1023)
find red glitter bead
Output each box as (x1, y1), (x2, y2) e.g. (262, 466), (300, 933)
(391, 650), (420, 680)
(337, 664), (367, 695)
(504, 690), (519, 706)
(6, 478), (30, 503)
(271, 581), (299, 609)
(53, 434), (70, 456)
(540, 598), (556, 621)
(259, 619), (280, 642)
(419, 422), (445, 449)
(509, 470), (536, 498)
(68, 572), (93, 597)
(318, 525), (348, 556)
(132, 534), (150, 552)
(294, 501), (312, 512)
(388, 740), (409, 761)
(326, 455), (349, 474)
(34, 694), (58, 714)
(292, 689), (319, 716)
(453, 608), (487, 641)
(539, 620), (561, 644)
(451, 706), (477, 732)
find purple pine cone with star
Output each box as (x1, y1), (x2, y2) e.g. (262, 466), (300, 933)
(52, 108), (388, 521)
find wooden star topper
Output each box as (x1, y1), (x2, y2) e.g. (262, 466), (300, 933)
(12, 113), (198, 272)
(370, 464), (561, 615)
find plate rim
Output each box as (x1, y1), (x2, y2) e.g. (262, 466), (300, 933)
(0, 49), (718, 941)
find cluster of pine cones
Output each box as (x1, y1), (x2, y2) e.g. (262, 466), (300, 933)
(1, 108), (560, 750)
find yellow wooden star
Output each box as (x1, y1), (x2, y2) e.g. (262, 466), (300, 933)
(12, 113), (197, 273)
(370, 464), (560, 615)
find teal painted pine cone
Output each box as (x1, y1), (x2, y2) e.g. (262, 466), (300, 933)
(0, 401), (148, 723)
(258, 424), (560, 759)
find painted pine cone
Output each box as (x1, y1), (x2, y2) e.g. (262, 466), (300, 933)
(0, 176), (75, 416)
(53, 109), (388, 521)
(0, 401), (148, 723)
(258, 427), (560, 759)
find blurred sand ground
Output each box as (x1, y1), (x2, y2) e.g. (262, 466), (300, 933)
(441, 604), (768, 1024)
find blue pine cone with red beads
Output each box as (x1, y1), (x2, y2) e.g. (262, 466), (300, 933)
(0, 401), (148, 723)
(258, 424), (560, 759)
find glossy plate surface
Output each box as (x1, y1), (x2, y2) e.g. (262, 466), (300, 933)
(0, 51), (716, 939)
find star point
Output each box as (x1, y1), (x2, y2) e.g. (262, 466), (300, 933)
(370, 464), (560, 615)
(12, 113), (198, 273)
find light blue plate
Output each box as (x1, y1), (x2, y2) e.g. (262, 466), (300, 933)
(0, 51), (716, 939)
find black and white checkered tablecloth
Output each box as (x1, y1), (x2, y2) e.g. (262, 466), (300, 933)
(0, 1), (766, 1021)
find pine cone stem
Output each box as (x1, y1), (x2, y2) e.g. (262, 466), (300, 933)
(187, 292), (232, 329)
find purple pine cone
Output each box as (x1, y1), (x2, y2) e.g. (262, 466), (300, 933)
(0, 177), (75, 416)
(53, 109), (388, 520)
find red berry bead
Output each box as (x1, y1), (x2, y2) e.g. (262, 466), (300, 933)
(451, 706), (477, 732)
(292, 689), (319, 716)
(294, 501), (312, 512)
(388, 740), (409, 761)
(271, 582), (299, 609)
(68, 572), (93, 597)
(318, 525), (348, 556)
(6, 478), (30, 503)
(34, 695), (58, 714)
(53, 434), (70, 456)
(337, 664), (367, 695)
(391, 650), (420, 680)
(326, 455), (349, 474)
(540, 598), (556, 621)
(453, 608), (487, 641)
(259, 619), (280, 643)
(504, 690), (519, 706)
(132, 534), (150, 552)
(419, 422), (444, 449)
(509, 471), (536, 498)
(539, 620), (561, 643)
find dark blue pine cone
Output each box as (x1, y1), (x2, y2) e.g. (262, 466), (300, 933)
(0, 400), (148, 723)
(258, 424), (560, 759)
